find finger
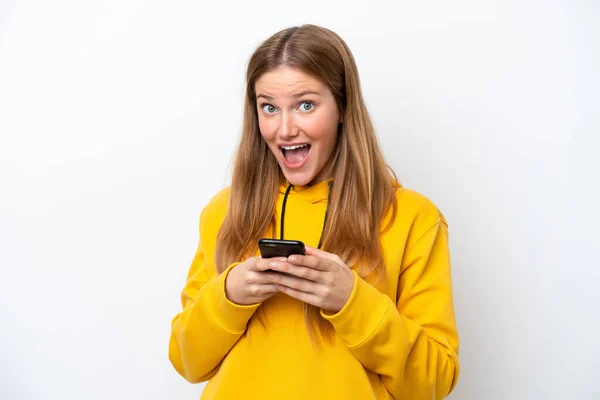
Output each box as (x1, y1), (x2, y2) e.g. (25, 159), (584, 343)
(264, 271), (319, 294)
(268, 261), (323, 282)
(305, 246), (340, 263)
(286, 254), (329, 271)
(247, 283), (279, 298)
(243, 270), (277, 286)
(251, 257), (287, 272)
(304, 246), (345, 268)
(274, 284), (321, 308)
(304, 245), (330, 257)
(246, 257), (264, 272)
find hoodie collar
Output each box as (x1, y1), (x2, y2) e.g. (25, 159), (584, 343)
(278, 178), (333, 204)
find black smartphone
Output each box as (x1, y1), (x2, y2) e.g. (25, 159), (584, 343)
(258, 238), (306, 258)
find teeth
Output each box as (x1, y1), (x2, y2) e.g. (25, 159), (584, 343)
(282, 144), (308, 150)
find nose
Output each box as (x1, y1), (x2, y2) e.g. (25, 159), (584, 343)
(278, 111), (298, 139)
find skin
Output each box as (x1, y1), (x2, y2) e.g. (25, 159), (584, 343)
(255, 66), (341, 187)
(225, 67), (355, 313)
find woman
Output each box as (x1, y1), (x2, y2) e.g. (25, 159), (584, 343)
(169, 24), (460, 399)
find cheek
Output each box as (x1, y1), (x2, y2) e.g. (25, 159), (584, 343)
(303, 112), (339, 144)
(258, 117), (276, 142)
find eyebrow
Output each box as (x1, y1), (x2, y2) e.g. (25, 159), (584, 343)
(256, 90), (321, 101)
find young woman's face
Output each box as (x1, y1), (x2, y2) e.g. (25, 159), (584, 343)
(255, 67), (341, 187)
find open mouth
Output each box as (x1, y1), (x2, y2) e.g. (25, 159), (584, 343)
(280, 144), (311, 165)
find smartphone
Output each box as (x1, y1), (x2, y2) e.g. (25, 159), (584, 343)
(258, 238), (306, 259)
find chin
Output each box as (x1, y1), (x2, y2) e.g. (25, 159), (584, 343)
(282, 171), (315, 187)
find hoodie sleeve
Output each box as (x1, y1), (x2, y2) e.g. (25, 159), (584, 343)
(321, 218), (460, 399)
(169, 208), (261, 383)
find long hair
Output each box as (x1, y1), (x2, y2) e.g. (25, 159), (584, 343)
(215, 24), (398, 342)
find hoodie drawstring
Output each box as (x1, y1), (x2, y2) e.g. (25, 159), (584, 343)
(280, 181), (332, 249)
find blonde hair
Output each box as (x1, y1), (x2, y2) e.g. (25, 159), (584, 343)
(215, 24), (398, 342)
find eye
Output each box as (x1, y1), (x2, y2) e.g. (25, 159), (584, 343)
(261, 104), (277, 114)
(297, 101), (314, 112)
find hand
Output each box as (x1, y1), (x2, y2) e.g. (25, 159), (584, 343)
(225, 256), (285, 305)
(264, 246), (355, 314)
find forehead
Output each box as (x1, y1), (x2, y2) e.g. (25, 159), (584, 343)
(255, 67), (325, 96)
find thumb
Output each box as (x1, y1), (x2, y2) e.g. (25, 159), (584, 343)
(305, 246), (346, 268)
(305, 246), (335, 260)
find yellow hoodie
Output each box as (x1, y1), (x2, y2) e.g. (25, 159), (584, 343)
(169, 179), (460, 399)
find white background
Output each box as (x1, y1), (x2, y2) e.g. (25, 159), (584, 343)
(1, 1), (597, 399)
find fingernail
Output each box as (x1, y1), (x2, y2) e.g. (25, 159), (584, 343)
(270, 261), (280, 269)
(279, 257), (287, 262)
